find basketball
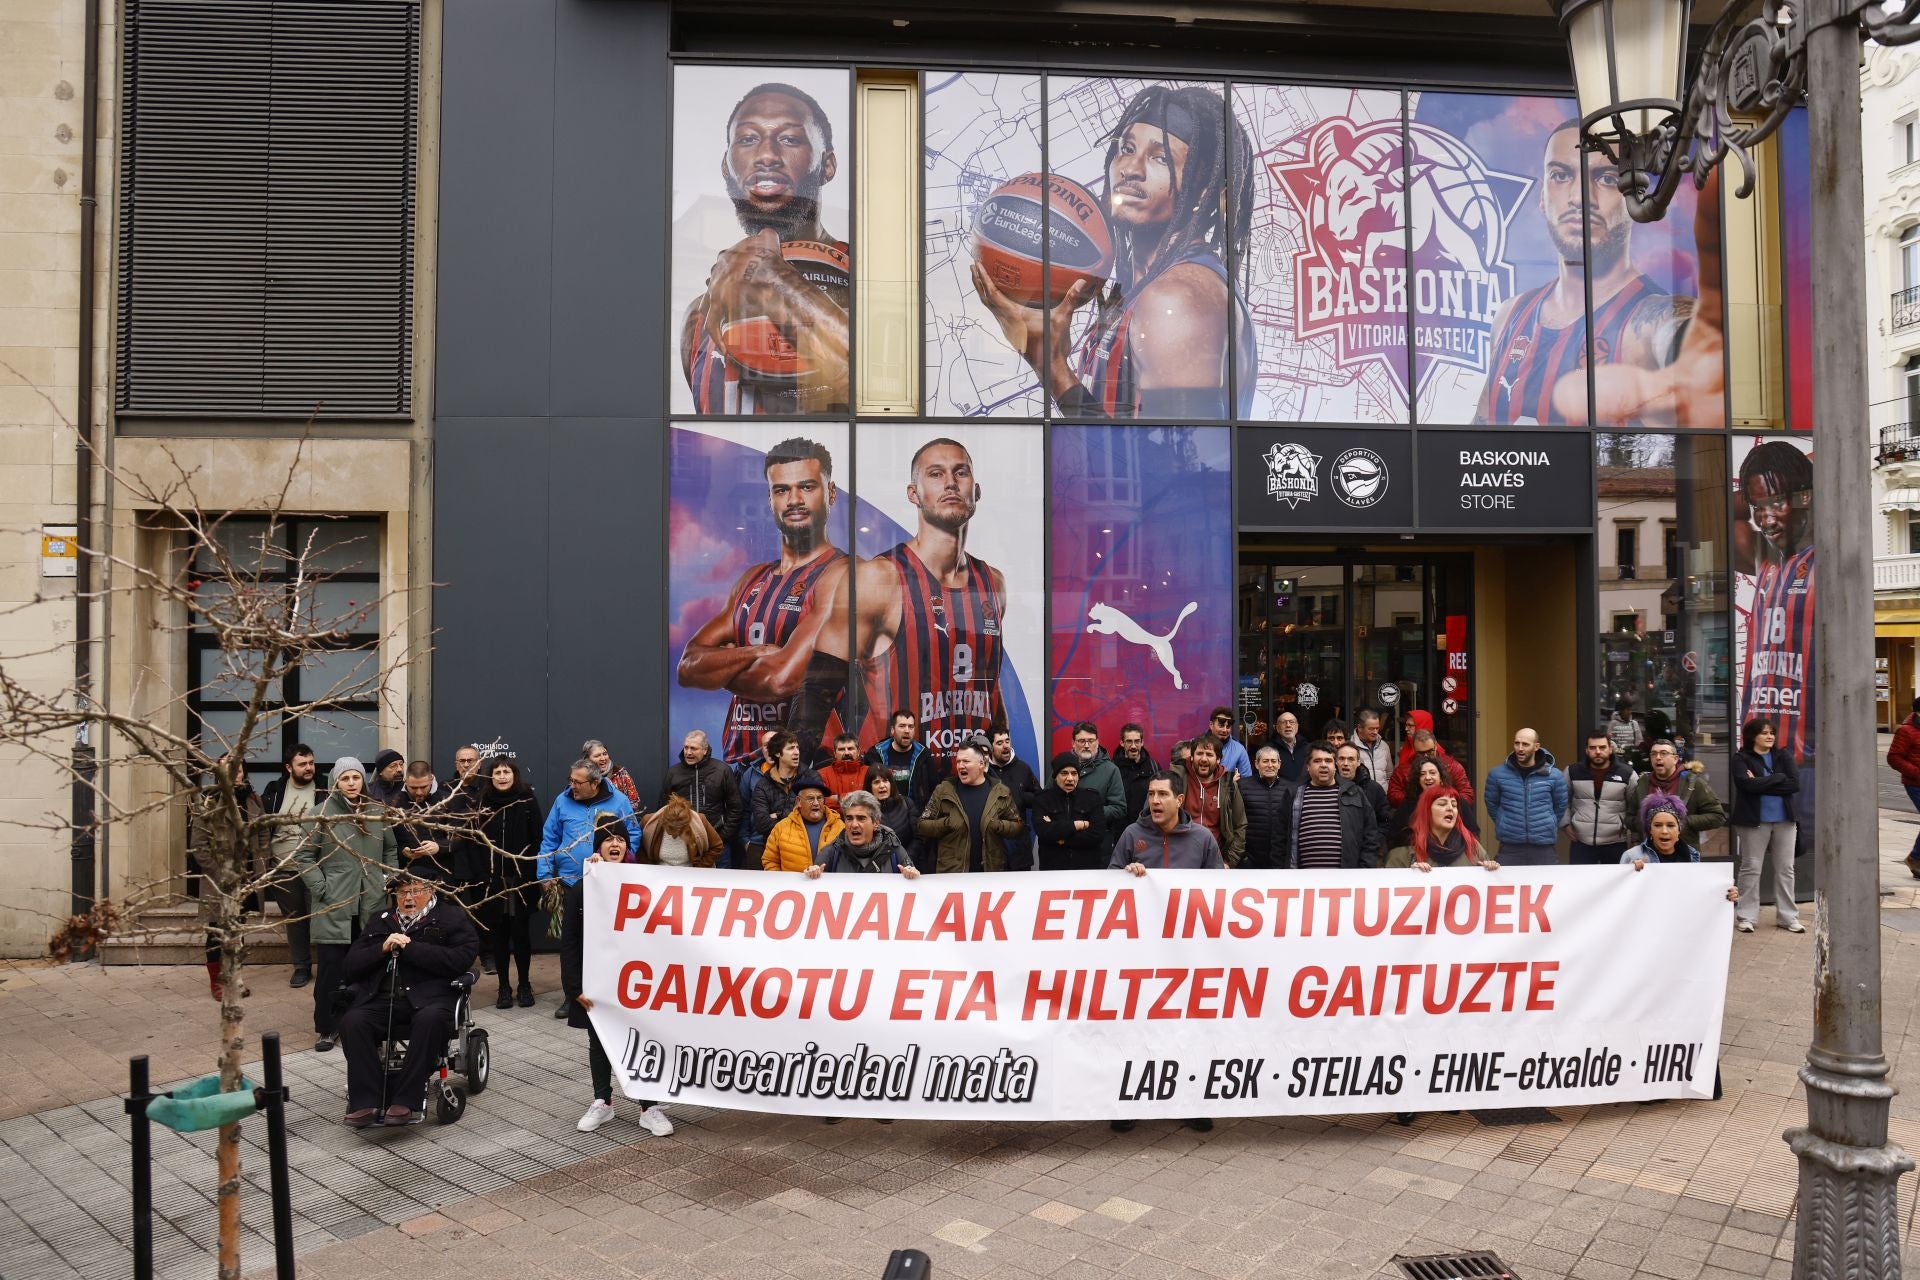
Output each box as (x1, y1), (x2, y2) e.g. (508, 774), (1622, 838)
(972, 172), (1113, 307)
(716, 240), (851, 382)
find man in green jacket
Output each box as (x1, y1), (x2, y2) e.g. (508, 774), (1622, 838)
(916, 743), (1028, 873)
(1624, 739), (1727, 846)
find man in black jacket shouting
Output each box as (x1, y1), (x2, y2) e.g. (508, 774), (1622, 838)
(335, 870), (480, 1127)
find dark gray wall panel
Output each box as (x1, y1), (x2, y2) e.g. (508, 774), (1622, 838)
(435, 0), (555, 418)
(545, 418), (666, 798)
(550, 0), (668, 416)
(431, 417), (552, 785)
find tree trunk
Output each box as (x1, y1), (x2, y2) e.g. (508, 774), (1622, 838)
(215, 915), (246, 1278)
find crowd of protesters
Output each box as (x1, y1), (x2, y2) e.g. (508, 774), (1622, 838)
(214, 699), (1788, 1135)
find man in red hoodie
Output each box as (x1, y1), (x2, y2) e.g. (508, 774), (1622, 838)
(1387, 725), (1476, 808)
(819, 733), (870, 813)
(1888, 696), (1920, 873)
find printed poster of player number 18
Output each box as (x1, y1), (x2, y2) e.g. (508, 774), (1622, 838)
(582, 866), (1732, 1121)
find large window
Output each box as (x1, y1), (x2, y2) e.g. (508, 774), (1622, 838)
(187, 518), (382, 790)
(116, 0), (420, 416)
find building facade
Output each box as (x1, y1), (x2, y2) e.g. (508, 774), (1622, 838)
(0, 0), (1821, 954)
(1867, 42), (1920, 731)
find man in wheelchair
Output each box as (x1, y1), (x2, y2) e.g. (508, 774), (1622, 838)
(337, 868), (481, 1127)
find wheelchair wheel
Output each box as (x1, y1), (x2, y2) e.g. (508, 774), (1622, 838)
(434, 1081), (467, 1125)
(464, 1028), (490, 1095)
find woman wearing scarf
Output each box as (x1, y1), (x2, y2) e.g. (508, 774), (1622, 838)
(477, 756), (544, 1009)
(864, 766), (917, 848)
(297, 756), (396, 1051)
(582, 738), (642, 811)
(1385, 784), (1497, 872)
(564, 815), (674, 1138)
(1622, 796), (1741, 902)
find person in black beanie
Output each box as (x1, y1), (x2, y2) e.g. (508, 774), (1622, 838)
(564, 815), (675, 1138)
(1032, 752), (1108, 871)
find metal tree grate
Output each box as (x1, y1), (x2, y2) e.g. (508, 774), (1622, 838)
(1469, 1107), (1560, 1126)
(1394, 1251), (1518, 1279)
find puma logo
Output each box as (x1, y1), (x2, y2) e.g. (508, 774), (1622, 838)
(1086, 601), (1198, 690)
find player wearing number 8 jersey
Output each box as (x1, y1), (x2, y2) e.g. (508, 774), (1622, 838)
(676, 437), (849, 765)
(789, 438), (1008, 767)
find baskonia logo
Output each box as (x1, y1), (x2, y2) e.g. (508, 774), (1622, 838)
(1262, 442), (1321, 509)
(1269, 117), (1530, 403)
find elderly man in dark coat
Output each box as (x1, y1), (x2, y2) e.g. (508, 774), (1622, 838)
(335, 869), (479, 1127)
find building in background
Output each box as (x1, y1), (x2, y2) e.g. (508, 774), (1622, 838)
(1868, 43), (1920, 731)
(0, 0), (1824, 953)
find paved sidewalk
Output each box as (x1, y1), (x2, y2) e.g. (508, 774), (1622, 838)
(6, 824), (1920, 1280)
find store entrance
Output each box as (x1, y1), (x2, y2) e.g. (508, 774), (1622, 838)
(1236, 551), (1475, 767)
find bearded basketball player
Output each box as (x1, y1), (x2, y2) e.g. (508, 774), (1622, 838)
(676, 437), (848, 765)
(1478, 121), (1727, 427)
(974, 83), (1256, 420)
(680, 82), (850, 415)
(789, 437), (1008, 767)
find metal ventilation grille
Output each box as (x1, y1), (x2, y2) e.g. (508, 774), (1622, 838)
(1394, 1251), (1517, 1279)
(116, 0), (419, 417)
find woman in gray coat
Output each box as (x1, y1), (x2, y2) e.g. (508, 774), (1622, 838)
(298, 756), (396, 1050)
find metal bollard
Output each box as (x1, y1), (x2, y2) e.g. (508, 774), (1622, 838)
(256, 1032), (296, 1279)
(124, 1055), (155, 1280)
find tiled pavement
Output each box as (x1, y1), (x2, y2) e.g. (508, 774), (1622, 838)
(10, 823), (1920, 1279)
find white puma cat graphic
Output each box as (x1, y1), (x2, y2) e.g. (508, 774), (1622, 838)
(1086, 601), (1199, 691)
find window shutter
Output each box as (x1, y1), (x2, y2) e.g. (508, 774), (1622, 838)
(117, 0), (420, 417)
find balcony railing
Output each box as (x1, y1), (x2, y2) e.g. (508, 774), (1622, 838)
(1877, 553), (1920, 592)
(1879, 422), (1917, 465)
(1897, 285), (1920, 332)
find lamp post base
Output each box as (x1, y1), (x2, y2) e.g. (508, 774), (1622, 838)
(1786, 1067), (1913, 1280)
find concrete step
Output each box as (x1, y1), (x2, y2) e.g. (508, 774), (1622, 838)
(101, 897), (294, 967)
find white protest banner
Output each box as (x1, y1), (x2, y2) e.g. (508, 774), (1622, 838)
(581, 864), (1731, 1121)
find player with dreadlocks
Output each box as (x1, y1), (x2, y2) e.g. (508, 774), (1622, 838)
(974, 83), (1256, 419)
(1735, 439), (1815, 766)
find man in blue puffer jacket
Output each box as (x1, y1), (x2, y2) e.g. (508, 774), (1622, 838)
(1483, 727), (1567, 866)
(538, 759), (641, 885)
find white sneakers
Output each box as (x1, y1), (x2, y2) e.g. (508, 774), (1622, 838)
(575, 1098), (675, 1136)
(1735, 920), (1756, 933)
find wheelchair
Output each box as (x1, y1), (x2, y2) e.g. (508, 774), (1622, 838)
(375, 969), (492, 1124)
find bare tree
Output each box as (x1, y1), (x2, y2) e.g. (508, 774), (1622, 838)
(0, 438), (514, 1280)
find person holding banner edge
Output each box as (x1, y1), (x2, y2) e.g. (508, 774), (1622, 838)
(1110, 770), (1224, 1133)
(568, 817), (675, 1137)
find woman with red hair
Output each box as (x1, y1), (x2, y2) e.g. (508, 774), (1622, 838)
(1385, 785), (1498, 872)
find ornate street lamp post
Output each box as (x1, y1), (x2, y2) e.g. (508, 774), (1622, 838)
(1554, 0), (1920, 1274)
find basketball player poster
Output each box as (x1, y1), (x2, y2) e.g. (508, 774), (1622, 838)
(1732, 434), (1815, 777)
(1232, 83), (1410, 424)
(785, 425), (1044, 770)
(923, 71), (1045, 418)
(667, 421), (851, 766)
(1408, 92), (1724, 428)
(669, 65), (852, 416)
(1047, 425), (1234, 754)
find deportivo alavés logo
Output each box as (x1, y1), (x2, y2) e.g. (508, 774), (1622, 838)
(1269, 116), (1530, 404)
(1331, 447), (1388, 509)
(1263, 442), (1321, 509)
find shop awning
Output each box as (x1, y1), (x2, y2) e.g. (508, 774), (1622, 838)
(1883, 488), (1920, 512)
(1880, 623), (1920, 637)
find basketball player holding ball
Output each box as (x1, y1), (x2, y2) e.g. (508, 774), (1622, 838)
(681, 83), (850, 415)
(677, 437), (849, 766)
(972, 84), (1256, 420)
(1476, 121), (1721, 427)
(787, 438), (1008, 767)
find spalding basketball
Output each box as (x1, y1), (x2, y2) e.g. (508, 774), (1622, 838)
(972, 173), (1113, 307)
(716, 240), (851, 383)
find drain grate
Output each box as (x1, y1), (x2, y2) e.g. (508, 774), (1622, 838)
(1394, 1251), (1518, 1279)
(1469, 1107), (1559, 1127)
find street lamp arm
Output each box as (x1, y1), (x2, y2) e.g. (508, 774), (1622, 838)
(1862, 0), (1920, 44)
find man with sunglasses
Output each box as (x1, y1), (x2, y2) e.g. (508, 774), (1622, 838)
(1204, 705), (1251, 779)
